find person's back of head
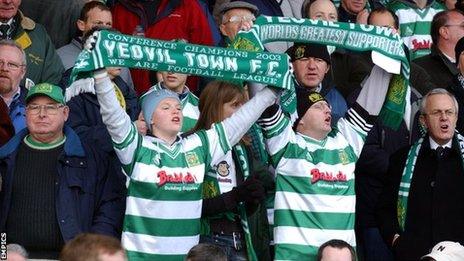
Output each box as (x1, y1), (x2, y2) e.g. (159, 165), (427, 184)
(60, 233), (126, 261)
(6, 244), (28, 261)
(186, 243), (227, 261)
(422, 241), (464, 261)
(317, 239), (356, 261)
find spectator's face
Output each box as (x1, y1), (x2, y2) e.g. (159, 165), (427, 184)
(220, 8), (255, 40)
(99, 250), (127, 261)
(77, 8), (112, 35)
(368, 11), (397, 30)
(151, 98), (183, 139)
(341, 0), (366, 15)
(5, 252), (26, 261)
(0, 0), (20, 22)
(298, 100), (332, 139)
(308, 0), (338, 22)
(420, 94), (458, 145)
(26, 96), (68, 143)
(0, 45), (25, 96)
(159, 71), (188, 93)
(292, 57), (329, 89)
(222, 95), (244, 119)
(320, 246), (353, 261)
(446, 0), (457, 10)
(441, 11), (464, 49)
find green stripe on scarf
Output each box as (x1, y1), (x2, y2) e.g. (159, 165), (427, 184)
(231, 16), (410, 129)
(70, 16), (410, 127)
(398, 134), (464, 231)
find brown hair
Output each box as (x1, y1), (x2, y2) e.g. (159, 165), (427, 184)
(59, 233), (125, 261)
(79, 1), (111, 21)
(190, 81), (247, 132)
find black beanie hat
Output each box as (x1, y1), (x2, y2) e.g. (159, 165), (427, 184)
(455, 36), (464, 64)
(286, 42), (331, 64)
(293, 87), (328, 129)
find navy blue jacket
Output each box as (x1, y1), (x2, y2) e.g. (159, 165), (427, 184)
(0, 126), (126, 241)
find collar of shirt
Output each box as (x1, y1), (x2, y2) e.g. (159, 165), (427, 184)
(429, 136), (452, 150)
(442, 52), (456, 64)
(1, 87), (20, 107)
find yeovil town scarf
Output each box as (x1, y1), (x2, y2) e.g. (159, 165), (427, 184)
(397, 134), (464, 231)
(70, 16), (409, 128)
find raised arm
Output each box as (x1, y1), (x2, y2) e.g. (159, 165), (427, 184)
(205, 87), (278, 165)
(337, 65), (392, 157)
(91, 71), (140, 176)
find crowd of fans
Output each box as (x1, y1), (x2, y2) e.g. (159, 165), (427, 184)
(2, 0), (464, 260)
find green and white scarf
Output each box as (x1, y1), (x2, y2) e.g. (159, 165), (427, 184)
(70, 16), (409, 128)
(231, 16), (409, 129)
(397, 134), (464, 231)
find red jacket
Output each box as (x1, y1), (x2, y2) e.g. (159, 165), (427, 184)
(112, 0), (214, 95)
(0, 99), (14, 146)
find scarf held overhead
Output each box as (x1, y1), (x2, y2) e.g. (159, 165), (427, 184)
(70, 16), (409, 127)
(231, 16), (409, 129)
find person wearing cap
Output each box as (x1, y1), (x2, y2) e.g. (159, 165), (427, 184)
(377, 88), (464, 260)
(217, 1), (258, 45)
(257, 65), (392, 259)
(140, 69), (199, 133)
(422, 241), (464, 261)
(91, 56), (278, 260)
(0, 83), (126, 259)
(287, 42), (348, 124)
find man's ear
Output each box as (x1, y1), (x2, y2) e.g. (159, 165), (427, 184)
(439, 26), (449, 40)
(419, 114), (427, 129)
(77, 19), (86, 33)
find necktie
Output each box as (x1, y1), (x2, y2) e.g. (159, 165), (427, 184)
(436, 146), (445, 159)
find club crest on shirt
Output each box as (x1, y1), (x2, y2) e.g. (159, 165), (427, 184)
(186, 151), (200, 167)
(338, 149), (350, 165)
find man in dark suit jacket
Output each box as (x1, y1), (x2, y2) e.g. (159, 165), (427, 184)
(377, 88), (464, 260)
(414, 10), (464, 90)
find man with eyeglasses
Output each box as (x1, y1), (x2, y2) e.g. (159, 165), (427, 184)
(414, 10), (464, 132)
(377, 88), (464, 260)
(0, 40), (27, 134)
(218, 1), (258, 46)
(0, 83), (126, 259)
(0, 0), (63, 86)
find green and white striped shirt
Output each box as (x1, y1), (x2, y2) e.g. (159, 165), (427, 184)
(94, 75), (277, 260)
(387, 0), (445, 60)
(259, 106), (372, 260)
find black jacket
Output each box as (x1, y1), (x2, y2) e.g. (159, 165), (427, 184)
(414, 47), (458, 92)
(355, 91), (421, 228)
(377, 136), (464, 260)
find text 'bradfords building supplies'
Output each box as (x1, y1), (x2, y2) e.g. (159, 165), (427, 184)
(71, 30), (293, 90)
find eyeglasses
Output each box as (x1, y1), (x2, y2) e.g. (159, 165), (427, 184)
(223, 15), (256, 24)
(424, 109), (456, 118)
(26, 104), (65, 115)
(444, 23), (464, 29)
(0, 60), (24, 70)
